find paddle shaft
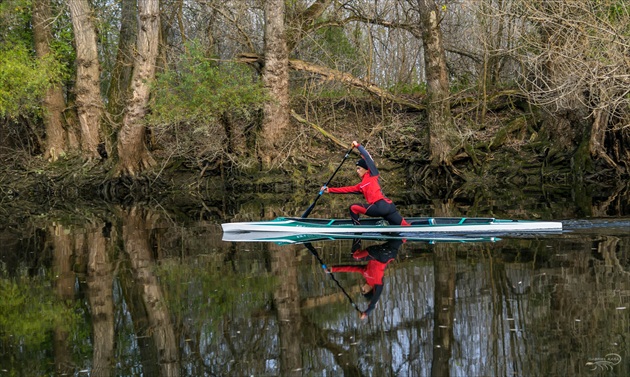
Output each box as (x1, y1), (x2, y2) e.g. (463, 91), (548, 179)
(301, 145), (355, 218)
(304, 243), (363, 313)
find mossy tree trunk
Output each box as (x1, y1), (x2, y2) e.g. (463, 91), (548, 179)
(105, 0), (137, 158)
(260, 0), (290, 169)
(417, 0), (457, 166)
(67, 0), (103, 160)
(115, 0), (159, 176)
(33, 0), (72, 161)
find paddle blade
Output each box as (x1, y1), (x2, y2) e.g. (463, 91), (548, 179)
(301, 202), (316, 218)
(301, 190), (323, 218)
(301, 207), (312, 218)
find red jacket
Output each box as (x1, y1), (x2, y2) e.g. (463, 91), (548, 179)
(330, 260), (389, 286)
(327, 144), (392, 204)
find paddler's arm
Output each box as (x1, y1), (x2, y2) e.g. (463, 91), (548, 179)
(363, 284), (384, 316)
(326, 265), (366, 274)
(355, 142), (379, 176)
(325, 184), (361, 194)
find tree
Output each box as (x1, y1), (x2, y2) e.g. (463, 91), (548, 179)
(413, 0), (457, 166)
(115, 0), (160, 176)
(508, 0), (630, 172)
(106, 0), (137, 128)
(67, 0), (103, 160)
(260, 0), (290, 168)
(32, 0), (71, 161)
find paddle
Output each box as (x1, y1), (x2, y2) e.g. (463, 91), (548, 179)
(301, 144), (355, 218)
(304, 242), (363, 314)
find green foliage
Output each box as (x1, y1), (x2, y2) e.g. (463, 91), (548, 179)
(0, 44), (65, 118)
(390, 82), (427, 96)
(0, 276), (79, 347)
(0, 0), (32, 46)
(594, 0), (629, 23)
(49, 2), (77, 71)
(0, 0), (70, 119)
(147, 43), (267, 128)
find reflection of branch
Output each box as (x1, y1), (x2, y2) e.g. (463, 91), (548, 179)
(592, 184), (625, 217)
(598, 236), (630, 276)
(300, 315), (365, 377)
(300, 286), (360, 309)
(301, 311), (433, 375)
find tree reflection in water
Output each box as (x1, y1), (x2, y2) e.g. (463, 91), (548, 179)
(0, 203), (628, 376)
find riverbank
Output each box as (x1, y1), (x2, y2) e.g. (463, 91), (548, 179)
(1, 143), (628, 228)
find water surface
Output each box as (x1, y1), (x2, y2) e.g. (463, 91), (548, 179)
(0, 193), (628, 376)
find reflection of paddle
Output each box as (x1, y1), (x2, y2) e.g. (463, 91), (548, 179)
(304, 242), (363, 314)
(301, 144), (354, 218)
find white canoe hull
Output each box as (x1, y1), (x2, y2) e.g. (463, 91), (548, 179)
(221, 217), (563, 234)
(221, 231), (500, 244)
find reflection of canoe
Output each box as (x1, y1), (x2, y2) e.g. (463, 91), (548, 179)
(221, 231), (500, 244)
(221, 216), (563, 234)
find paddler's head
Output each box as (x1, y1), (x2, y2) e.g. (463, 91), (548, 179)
(356, 159), (368, 177)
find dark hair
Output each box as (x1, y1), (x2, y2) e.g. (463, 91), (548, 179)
(356, 159), (368, 170)
(362, 288), (374, 300)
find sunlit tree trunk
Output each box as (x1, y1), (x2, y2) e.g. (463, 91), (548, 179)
(417, 0), (456, 166)
(261, 0), (290, 168)
(105, 0), (137, 156)
(115, 0), (159, 176)
(67, 0), (103, 159)
(32, 0), (70, 161)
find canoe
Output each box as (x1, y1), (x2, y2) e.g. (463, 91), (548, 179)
(222, 231), (500, 244)
(221, 216), (563, 234)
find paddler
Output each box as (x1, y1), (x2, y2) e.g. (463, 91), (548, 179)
(321, 140), (410, 226)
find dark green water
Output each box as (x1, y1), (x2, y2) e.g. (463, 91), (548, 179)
(0, 189), (629, 376)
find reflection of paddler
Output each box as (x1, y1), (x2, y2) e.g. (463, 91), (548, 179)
(325, 239), (402, 320)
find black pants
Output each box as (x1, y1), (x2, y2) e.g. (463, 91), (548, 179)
(349, 199), (406, 225)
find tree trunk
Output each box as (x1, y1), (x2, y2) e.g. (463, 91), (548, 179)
(67, 0), (103, 159)
(115, 0), (159, 176)
(417, 0), (456, 166)
(261, 0), (290, 168)
(33, 0), (69, 161)
(105, 0), (137, 156)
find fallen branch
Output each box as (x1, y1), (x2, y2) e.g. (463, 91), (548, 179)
(237, 53), (425, 111)
(290, 110), (348, 149)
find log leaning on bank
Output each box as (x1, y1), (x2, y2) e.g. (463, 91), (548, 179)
(237, 53), (425, 111)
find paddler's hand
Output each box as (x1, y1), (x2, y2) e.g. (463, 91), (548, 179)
(359, 311), (368, 320)
(352, 140), (360, 148)
(320, 185), (329, 193)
